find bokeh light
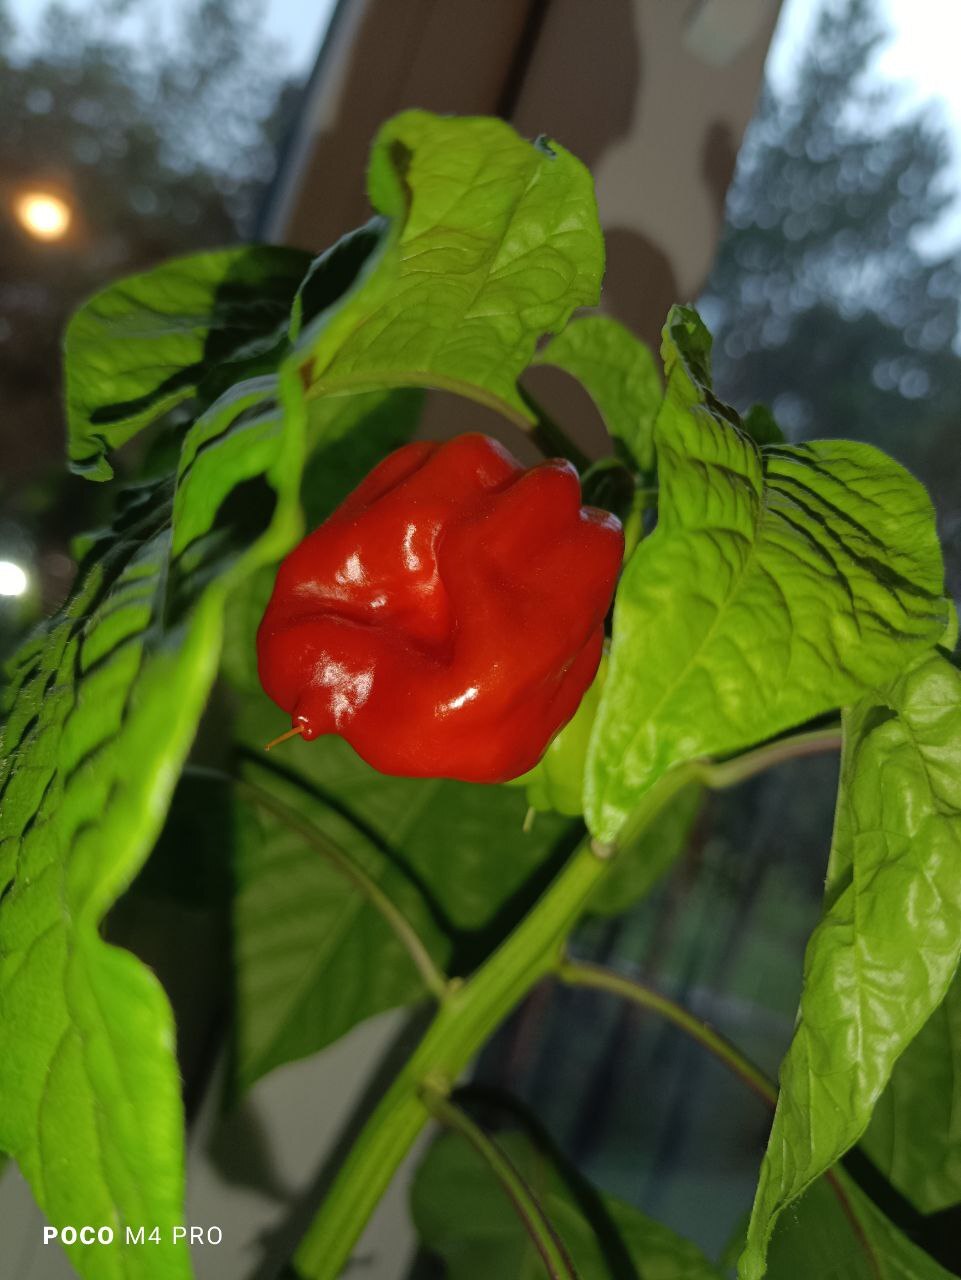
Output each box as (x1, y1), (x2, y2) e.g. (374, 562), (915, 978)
(14, 191), (72, 241)
(0, 561), (29, 597)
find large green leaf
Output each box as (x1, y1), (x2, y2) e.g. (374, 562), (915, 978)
(292, 110), (604, 423)
(412, 1129), (723, 1279)
(766, 1169), (957, 1280)
(533, 314), (662, 473)
(740, 651), (961, 1279)
(231, 728), (575, 1091)
(862, 969), (961, 1213)
(587, 306), (947, 843)
(0, 370), (305, 1280)
(65, 245), (311, 479)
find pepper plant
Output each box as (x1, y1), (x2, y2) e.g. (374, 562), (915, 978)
(1, 110), (960, 1280)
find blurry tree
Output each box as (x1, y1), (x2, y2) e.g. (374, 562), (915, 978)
(0, 0), (299, 485)
(702, 0), (961, 592)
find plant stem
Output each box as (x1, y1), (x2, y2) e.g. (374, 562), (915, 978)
(420, 1082), (580, 1280)
(292, 834), (607, 1278)
(185, 765), (450, 1001)
(288, 725), (843, 1277)
(292, 765), (694, 1279)
(697, 724), (842, 790)
(556, 958), (776, 1107)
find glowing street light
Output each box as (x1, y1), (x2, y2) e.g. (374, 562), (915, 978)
(0, 561), (29, 597)
(14, 191), (72, 241)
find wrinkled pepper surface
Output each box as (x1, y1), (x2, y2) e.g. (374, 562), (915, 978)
(257, 433), (623, 783)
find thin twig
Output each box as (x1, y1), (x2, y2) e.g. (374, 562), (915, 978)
(420, 1080), (581, 1280)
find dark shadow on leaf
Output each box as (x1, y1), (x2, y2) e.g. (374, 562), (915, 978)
(236, 745), (584, 980)
(164, 473), (277, 628)
(448, 1081), (641, 1280)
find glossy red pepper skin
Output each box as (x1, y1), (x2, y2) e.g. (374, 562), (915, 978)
(257, 433), (623, 783)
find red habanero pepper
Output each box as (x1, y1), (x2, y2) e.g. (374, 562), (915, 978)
(256, 433), (624, 783)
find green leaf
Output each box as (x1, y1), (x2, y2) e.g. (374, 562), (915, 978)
(740, 650), (961, 1279)
(231, 729), (575, 1091)
(412, 1129), (723, 1279)
(862, 960), (961, 1214)
(587, 781), (703, 917)
(942, 601), (959, 653)
(66, 245), (311, 479)
(534, 314), (662, 473)
(288, 219), (386, 344)
(741, 403), (784, 447)
(299, 386), (425, 529)
(587, 306), (947, 843)
(293, 110), (604, 424)
(580, 457), (639, 527)
(0, 371), (305, 1280)
(766, 1169), (957, 1280)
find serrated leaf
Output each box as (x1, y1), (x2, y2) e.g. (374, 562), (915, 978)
(740, 651), (961, 1279)
(0, 371), (305, 1280)
(293, 110), (604, 423)
(862, 969), (961, 1214)
(587, 306), (947, 843)
(231, 729), (575, 1091)
(534, 314), (662, 473)
(412, 1129), (723, 1280)
(766, 1169), (956, 1280)
(66, 245), (310, 479)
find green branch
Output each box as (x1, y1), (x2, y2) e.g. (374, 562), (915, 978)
(287, 725), (845, 1278)
(290, 764), (699, 1278)
(292, 830), (612, 1279)
(696, 724), (842, 790)
(556, 958), (776, 1107)
(186, 765), (450, 1001)
(420, 1081), (581, 1280)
